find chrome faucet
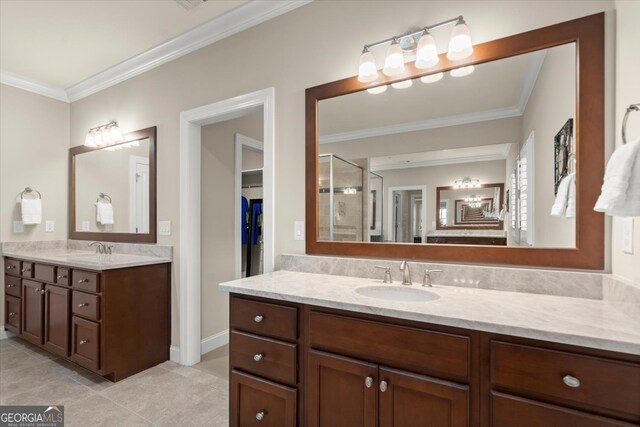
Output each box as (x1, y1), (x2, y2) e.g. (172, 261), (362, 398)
(399, 261), (412, 285)
(88, 242), (112, 255)
(422, 269), (443, 287)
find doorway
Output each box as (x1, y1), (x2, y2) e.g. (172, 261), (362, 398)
(388, 185), (427, 243)
(129, 155), (149, 233)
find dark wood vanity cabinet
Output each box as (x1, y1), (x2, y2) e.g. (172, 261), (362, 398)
(229, 294), (640, 427)
(3, 257), (171, 381)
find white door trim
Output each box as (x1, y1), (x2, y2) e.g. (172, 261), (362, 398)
(387, 185), (427, 243)
(234, 133), (264, 279)
(179, 87), (275, 366)
(129, 155), (150, 233)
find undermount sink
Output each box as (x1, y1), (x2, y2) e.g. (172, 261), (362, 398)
(355, 285), (440, 302)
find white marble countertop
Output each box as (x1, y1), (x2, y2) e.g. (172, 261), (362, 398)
(3, 249), (172, 270)
(219, 270), (640, 355)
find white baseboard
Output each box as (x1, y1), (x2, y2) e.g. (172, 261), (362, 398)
(169, 329), (230, 364)
(0, 327), (9, 340)
(201, 329), (230, 355)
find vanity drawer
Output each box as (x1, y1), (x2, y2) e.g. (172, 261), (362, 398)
(72, 291), (100, 321)
(72, 270), (100, 293)
(34, 264), (55, 283)
(309, 311), (470, 382)
(231, 370), (297, 427)
(5, 275), (21, 297)
(4, 259), (21, 277)
(231, 331), (297, 386)
(20, 262), (34, 278)
(231, 297), (297, 341)
(70, 316), (100, 371)
(491, 341), (640, 417)
(56, 267), (69, 285)
(5, 295), (21, 334)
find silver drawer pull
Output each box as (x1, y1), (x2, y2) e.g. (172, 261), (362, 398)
(78, 279), (89, 283)
(21, 268), (31, 272)
(34, 288), (41, 293)
(365, 376), (373, 388)
(254, 315), (264, 323)
(379, 380), (388, 392)
(78, 303), (89, 307)
(6, 265), (15, 269)
(79, 339), (89, 345)
(563, 375), (581, 388)
(7, 284), (15, 288)
(8, 312), (16, 316)
(253, 353), (263, 362)
(255, 411), (265, 421)
(40, 289), (46, 295)
(57, 275), (67, 279)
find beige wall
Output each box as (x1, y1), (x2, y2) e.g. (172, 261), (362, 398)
(611, 0), (640, 284)
(521, 44), (577, 248)
(201, 114), (262, 339)
(63, 1), (615, 347)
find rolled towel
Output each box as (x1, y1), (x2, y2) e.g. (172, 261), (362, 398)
(551, 173), (575, 217)
(96, 201), (114, 225)
(565, 174), (577, 218)
(594, 139), (640, 217)
(21, 198), (42, 225)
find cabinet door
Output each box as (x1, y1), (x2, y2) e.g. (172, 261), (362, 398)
(5, 295), (21, 334)
(230, 370), (296, 427)
(308, 350), (377, 427)
(44, 284), (70, 357)
(21, 279), (44, 345)
(379, 367), (469, 427)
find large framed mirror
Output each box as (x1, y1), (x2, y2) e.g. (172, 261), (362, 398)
(306, 14), (604, 269)
(69, 127), (157, 243)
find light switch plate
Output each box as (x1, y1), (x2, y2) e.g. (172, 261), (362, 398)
(45, 220), (55, 232)
(13, 221), (24, 233)
(294, 221), (305, 241)
(159, 220), (171, 236)
(81, 221), (90, 231)
(622, 218), (634, 254)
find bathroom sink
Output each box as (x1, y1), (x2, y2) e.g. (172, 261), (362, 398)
(355, 285), (440, 302)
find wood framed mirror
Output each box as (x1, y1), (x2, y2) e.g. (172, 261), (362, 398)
(305, 13), (604, 269)
(69, 126), (157, 243)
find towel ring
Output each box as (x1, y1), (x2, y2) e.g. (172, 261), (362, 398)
(622, 103), (639, 145)
(97, 192), (112, 203)
(20, 187), (41, 199)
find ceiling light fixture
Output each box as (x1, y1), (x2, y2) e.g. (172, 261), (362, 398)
(357, 15), (474, 85)
(84, 121), (124, 148)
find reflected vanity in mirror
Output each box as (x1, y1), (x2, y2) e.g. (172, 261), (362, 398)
(306, 14), (604, 269)
(69, 127), (157, 243)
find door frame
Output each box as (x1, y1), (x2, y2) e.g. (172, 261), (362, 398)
(387, 185), (427, 243)
(179, 87), (275, 365)
(129, 155), (150, 233)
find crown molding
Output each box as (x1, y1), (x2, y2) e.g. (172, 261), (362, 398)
(371, 152), (508, 172)
(0, 69), (68, 102)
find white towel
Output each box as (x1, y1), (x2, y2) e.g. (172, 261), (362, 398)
(96, 201), (114, 225)
(551, 173), (575, 218)
(21, 198), (42, 225)
(566, 175), (577, 219)
(594, 138), (640, 217)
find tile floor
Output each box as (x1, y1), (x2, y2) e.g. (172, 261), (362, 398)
(0, 337), (230, 426)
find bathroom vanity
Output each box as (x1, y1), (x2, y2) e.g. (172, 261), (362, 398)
(3, 250), (171, 381)
(222, 270), (640, 427)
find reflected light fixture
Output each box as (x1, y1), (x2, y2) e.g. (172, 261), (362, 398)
(454, 177), (480, 188)
(84, 121), (124, 148)
(420, 72), (444, 83)
(367, 85), (388, 95)
(391, 79), (413, 89)
(357, 15), (473, 91)
(450, 65), (475, 77)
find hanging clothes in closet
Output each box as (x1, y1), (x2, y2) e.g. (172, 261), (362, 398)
(245, 199), (263, 277)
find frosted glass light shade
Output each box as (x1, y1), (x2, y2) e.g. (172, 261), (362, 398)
(94, 131), (104, 147)
(450, 65), (475, 77)
(391, 79), (413, 89)
(420, 72), (444, 83)
(84, 132), (96, 147)
(358, 50), (379, 83)
(101, 128), (113, 144)
(447, 21), (473, 60)
(109, 124), (123, 142)
(367, 85), (388, 94)
(383, 41), (405, 77)
(415, 32), (439, 69)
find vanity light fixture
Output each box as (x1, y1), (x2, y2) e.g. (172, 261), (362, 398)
(84, 121), (124, 148)
(420, 72), (444, 83)
(367, 85), (388, 95)
(391, 79), (413, 89)
(454, 177), (480, 188)
(450, 65), (475, 77)
(357, 15), (473, 83)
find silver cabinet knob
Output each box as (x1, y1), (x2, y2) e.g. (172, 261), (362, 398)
(8, 312), (16, 316)
(6, 265), (15, 269)
(255, 411), (265, 421)
(57, 275), (67, 279)
(79, 339), (89, 345)
(78, 303), (89, 307)
(254, 315), (264, 323)
(40, 289), (46, 294)
(7, 284), (15, 288)
(562, 375), (581, 388)
(78, 279), (89, 283)
(365, 376), (373, 388)
(254, 353), (263, 362)
(21, 268), (31, 272)
(34, 288), (40, 293)
(379, 380), (388, 392)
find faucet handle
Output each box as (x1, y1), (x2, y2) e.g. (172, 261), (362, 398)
(375, 266), (393, 283)
(422, 269), (442, 287)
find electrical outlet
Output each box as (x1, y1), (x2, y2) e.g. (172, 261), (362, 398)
(623, 218), (634, 254)
(294, 221), (305, 241)
(45, 220), (55, 232)
(159, 221), (171, 236)
(13, 221), (24, 233)
(81, 221), (90, 231)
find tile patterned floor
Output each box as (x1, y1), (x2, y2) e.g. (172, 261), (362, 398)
(0, 338), (230, 426)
